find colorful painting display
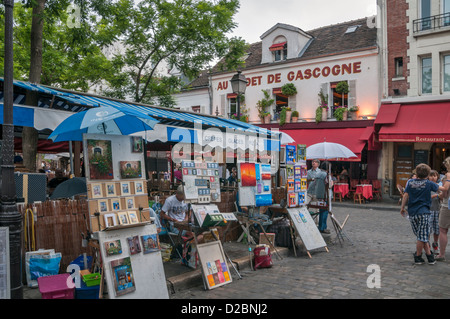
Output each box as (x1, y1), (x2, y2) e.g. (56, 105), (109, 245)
(181, 161), (221, 203)
(238, 162), (272, 208)
(285, 145), (296, 164)
(104, 240), (122, 256)
(87, 139), (114, 180)
(261, 164), (271, 180)
(131, 136), (143, 153)
(206, 259), (231, 288)
(240, 163), (257, 187)
(117, 212), (130, 225)
(110, 257), (136, 297)
(119, 161), (142, 179)
(127, 236), (142, 255)
(141, 234), (160, 254)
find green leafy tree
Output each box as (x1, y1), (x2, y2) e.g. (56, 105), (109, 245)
(102, 0), (247, 104)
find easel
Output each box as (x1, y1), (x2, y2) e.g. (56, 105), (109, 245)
(235, 207), (283, 261)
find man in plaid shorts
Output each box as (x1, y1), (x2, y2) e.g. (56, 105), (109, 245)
(401, 164), (439, 265)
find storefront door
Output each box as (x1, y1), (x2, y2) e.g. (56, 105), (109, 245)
(394, 143), (413, 194)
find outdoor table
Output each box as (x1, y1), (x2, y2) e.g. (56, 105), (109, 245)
(334, 183), (349, 198)
(356, 184), (373, 200)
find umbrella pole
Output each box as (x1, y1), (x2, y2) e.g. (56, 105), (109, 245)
(69, 141), (74, 177)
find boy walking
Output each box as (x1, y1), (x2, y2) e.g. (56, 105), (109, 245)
(400, 164), (438, 265)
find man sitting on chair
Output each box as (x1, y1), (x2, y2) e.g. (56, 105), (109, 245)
(160, 185), (193, 238)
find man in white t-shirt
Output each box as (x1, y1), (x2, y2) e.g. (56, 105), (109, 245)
(161, 185), (190, 236)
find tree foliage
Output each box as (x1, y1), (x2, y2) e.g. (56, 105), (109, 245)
(101, 0), (247, 104)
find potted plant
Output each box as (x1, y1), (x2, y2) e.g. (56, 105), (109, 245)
(256, 89), (275, 123)
(334, 106), (347, 121)
(279, 107), (292, 126)
(349, 105), (359, 120)
(291, 110), (299, 122)
(285, 107), (292, 123)
(335, 81), (349, 108)
(281, 83), (298, 96)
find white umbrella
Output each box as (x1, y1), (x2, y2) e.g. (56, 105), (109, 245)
(306, 141), (357, 160)
(306, 141), (356, 245)
(280, 131), (295, 145)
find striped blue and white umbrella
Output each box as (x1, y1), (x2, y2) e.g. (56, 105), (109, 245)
(48, 105), (159, 142)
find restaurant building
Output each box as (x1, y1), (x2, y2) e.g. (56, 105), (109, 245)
(376, 0), (450, 195)
(175, 17), (383, 182)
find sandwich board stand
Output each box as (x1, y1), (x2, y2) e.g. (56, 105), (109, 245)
(83, 133), (169, 299)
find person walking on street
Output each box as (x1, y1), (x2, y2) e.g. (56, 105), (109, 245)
(428, 170), (441, 255)
(400, 163), (438, 265)
(435, 157), (450, 261)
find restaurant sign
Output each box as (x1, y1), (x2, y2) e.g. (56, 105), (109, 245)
(217, 61), (362, 91)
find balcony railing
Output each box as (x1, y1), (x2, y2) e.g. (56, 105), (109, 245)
(413, 12), (450, 34)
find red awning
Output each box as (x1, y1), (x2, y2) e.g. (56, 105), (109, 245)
(269, 42), (286, 51)
(374, 103), (401, 125)
(281, 127), (370, 161)
(378, 102), (450, 142)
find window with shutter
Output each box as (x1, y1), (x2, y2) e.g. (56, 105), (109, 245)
(348, 80), (357, 108)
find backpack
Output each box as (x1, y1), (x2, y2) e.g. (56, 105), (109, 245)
(253, 245), (273, 269)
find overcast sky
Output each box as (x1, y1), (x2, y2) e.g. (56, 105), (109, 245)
(230, 0), (378, 44)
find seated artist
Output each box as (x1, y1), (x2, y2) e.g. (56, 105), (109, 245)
(160, 185), (193, 238)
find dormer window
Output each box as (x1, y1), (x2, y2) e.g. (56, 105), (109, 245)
(270, 41), (287, 62)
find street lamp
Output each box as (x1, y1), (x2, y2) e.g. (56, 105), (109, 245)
(230, 71), (247, 120)
(1, 0), (23, 299)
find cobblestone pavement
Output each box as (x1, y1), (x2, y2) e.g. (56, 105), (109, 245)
(172, 206), (450, 299)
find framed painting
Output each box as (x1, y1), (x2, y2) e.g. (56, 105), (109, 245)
(110, 257), (136, 297)
(87, 139), (114, 180)
(91, 183), (103, 198)
(119, 161), (142, 179)
(125, 197), (135, 209)
(120, 182), (131, 196)
(117, 212), (130, 225)
(127, 211), (139, 224)
(98, 199), (109, 213)
(111, 198), (121, 211)
(131, 136), (143, 153)
(104, 213), (117, 228)
(134, 181), (144, 194)
(106, 182), (116, 197)
(140, 234), (160, 254)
